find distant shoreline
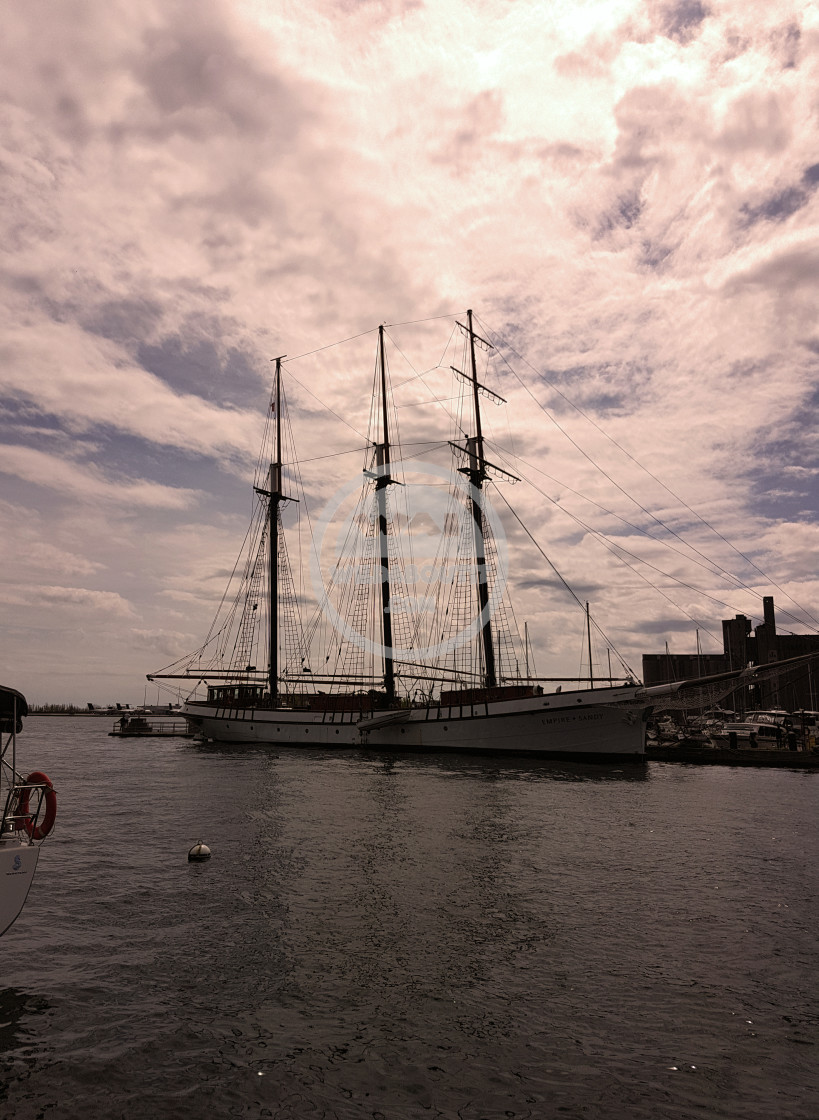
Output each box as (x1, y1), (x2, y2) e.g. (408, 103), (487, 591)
(29, 710), (182, 718)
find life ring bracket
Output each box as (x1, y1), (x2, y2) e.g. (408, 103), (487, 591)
(18, 771), (57, 841)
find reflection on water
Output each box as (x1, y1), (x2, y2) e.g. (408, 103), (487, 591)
(0, 987), (47, 1050)
(361, 748), (651, 783)
(0, 987), (50, 1106)
(190, 738), (651, 783)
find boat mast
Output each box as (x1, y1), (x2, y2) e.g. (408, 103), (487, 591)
(271, 362), (282, 704)
(375, 325), (396, 702)
(586, 602), (594, 689)
(465, 309), (497, 689)
(255, 357), (296, 707)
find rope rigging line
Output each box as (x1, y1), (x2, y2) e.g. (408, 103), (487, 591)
(281, 327), (377, 365)
(298, 445), (371, 464)
(483, 437), (809, 636)
(384, 311), (465, 329)
(282, 367), (370, 442)
(475, 313), (819, 634)
(494, 488), (641, 680)
(494, 465), (741, 645)
(385, 326), (469, 440)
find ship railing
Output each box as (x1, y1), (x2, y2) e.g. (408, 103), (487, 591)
(110, 718), (190, 736)
(1, 776), (49, 841)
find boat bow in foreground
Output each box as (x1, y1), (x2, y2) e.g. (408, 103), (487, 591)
(1, 687), (57, 937)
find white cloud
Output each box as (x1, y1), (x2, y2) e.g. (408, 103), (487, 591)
(0, 584), (136, 618)
(0, 323), (263, 468)
(0, 444), (203, 509)
(129, 628), (192, 657)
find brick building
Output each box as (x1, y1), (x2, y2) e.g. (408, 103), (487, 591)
(642, 596), (819, 713)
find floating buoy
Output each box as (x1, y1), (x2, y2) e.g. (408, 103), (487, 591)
(188, 841), (211, 862)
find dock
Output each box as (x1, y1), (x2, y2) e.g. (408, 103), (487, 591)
(108, 718), (193, 739)
(646, 745), (819, 768)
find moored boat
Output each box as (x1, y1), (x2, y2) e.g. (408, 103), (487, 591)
(180, 680), (649, 759)
(1, 686), (57, 937)
(108, 714), (193, 738)
(709, 709), (812, 750)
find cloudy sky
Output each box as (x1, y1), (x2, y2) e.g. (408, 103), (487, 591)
(2, 0), (818, 705)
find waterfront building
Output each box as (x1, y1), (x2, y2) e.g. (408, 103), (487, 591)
(642, 597), (819, 713)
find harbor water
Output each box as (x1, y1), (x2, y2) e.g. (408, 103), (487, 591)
(2, 717), (817, 1119)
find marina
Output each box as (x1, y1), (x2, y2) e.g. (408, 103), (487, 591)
(645, 744), (819, 768)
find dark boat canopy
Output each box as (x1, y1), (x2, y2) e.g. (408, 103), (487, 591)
(0, 686), (28, 734)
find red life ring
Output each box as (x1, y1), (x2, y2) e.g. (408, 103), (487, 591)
(19, 771), (57, 841)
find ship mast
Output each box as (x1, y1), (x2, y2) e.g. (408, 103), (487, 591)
(374, 325), (396, 702)
(254, 357), (296, 707)
(448, 312), (519, 689)
(465, 309), (497, 689)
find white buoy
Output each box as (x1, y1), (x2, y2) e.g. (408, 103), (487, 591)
(188, 841), (211, 862)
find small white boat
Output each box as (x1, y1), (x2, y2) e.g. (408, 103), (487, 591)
(711, 709), (804, 749)
(1, 686), (57, 937)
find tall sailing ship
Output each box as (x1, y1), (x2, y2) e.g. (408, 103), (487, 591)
(149, 312), (789, 759)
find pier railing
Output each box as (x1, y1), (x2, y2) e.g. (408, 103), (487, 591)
(110, 718), (192, 737)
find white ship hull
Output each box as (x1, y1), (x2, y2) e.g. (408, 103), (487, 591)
(0, 840), (40, 937)
(184, 685), (647, 759)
